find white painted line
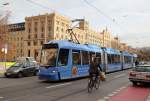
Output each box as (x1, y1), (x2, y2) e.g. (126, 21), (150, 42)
(112, 91), (118, 94)
(108, 93), (115, 97)
(0, 96), (4, 99)
(103, 96), (110, 100)
(46, 83), (72, 89)
(113, 74), (126, 79)
(97, 99), (106, 101)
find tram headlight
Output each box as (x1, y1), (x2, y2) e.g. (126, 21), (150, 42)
(52, 70), (57, 73)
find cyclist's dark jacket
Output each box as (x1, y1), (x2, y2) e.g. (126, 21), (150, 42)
(89, 62), (102, 74)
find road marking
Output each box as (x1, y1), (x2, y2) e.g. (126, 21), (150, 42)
(97, 99), (106, 101)
(97, 85), (129, 101)
(46, 82), (72, 89)
(0, 96), (4, 99)
(103, 96), (110, 100)
(113, 74), (126, 79)
(112, 91), (118, 94)
(108, 93), (115, 97)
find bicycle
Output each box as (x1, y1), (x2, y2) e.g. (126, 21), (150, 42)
(88, 74), (100, 93)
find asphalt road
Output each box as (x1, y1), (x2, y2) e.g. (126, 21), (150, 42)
(0, 70), (131, 101)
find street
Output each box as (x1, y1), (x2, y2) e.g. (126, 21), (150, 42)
(0, 70), (149, 101)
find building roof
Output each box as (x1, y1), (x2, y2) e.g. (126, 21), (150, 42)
(105, 48), (121, 55)
(121, 51), (133, 56)
(8, 22), (25, 32)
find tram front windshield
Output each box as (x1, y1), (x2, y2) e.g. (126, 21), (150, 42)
(41, 48), (57, 67)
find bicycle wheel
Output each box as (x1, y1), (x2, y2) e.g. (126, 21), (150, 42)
(95, 78), (100, 90)
(88, 79), (93, 93)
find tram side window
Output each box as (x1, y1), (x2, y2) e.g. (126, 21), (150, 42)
(114, 55), (120, 64)
(124, 56), (131, 63)
(72, 50), (81, 65)
(96, 53), (101, 64)
(58, 49), (69, 66)
(107, 54), (112, 64)
(111, 54), (115, 63)
(128, 56), (131, 63)
(82, 51), (89, 65)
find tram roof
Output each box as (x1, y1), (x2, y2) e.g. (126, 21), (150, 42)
(105, 48), (121, 55)
(121, 51), (133, 56)
(46, 40), (102, 53)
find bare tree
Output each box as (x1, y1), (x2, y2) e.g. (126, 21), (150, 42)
(0, 11), (10, 61)
(137, 47), (150, 61)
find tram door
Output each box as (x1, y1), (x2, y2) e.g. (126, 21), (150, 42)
(71, 50), (81, 78)
(57, 49), (71, 79)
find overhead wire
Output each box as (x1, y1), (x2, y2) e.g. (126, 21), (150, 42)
(26, 0), (54, 11)
(83, 0), (129, 35)
(25, 0), (74, 20)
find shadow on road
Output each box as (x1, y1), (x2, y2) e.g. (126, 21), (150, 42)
(39, 76), (89, 84)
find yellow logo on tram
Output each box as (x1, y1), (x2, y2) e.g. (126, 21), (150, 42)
(72, 66), (77, 75)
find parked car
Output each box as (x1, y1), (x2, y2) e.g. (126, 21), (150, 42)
(4, 58), (39, 78)
(129, 65), (150, 85)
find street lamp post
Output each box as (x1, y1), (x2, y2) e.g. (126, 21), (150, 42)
(1, 44), (7, 71)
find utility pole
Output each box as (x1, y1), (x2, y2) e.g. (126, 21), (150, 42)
(1, 44), (7, 71)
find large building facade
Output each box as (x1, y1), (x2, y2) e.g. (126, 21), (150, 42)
(6, 22), (25, 61)
(1, 12), (137, 61)
(24, 12), (103, 61)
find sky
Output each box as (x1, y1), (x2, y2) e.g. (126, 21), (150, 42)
(0, 0), (150, 48)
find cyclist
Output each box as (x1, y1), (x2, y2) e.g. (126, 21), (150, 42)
(89, 57), (102, 81)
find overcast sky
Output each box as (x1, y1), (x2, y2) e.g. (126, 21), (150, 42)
(1, 0), (150, 48)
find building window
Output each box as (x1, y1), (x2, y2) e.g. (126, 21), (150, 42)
(28, 50), (30, 57)
(28, 28), (31, 33)
(41, 26), (44, 32)
(34, 27), (37, 32)
(34, 49), (38, 60)
(61, 28), (64, 32)
(27, 41), (31, 46)
(56, 26), (59, 31)
(28, 35), (31, 39)
(34, 34), (37, 38)
(56, 21), (59, 25)
(41, 34), (44, 38)
(62, 22), (64, 26)
(28, 23), (31, 33)
(33, 41), (37, 46)
(41, 41), (44, 45)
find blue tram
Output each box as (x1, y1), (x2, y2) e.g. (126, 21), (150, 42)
(38, 40), (137, 81)
(38, 40), (102, 81)
(103, 48), (122, 73)
(121, 51), (133, 69)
